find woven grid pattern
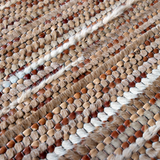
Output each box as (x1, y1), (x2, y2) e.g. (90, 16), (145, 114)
(0, 0), (160, 160)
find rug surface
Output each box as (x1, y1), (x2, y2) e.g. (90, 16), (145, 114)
(0, 0), (160, 160)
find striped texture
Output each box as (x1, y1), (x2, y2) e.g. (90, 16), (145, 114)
(0, 0), (160, 160)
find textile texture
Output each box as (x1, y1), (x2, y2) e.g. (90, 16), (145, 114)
(0, 0), (160, 160)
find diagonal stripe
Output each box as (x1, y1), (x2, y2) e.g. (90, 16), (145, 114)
(46, 25), (160, 160)
(0, 0), (142, 116)
(5, 0), (139, 86)
(46, 56), (160, 160)
(0, 18), (158, 148)
(113, 120), (160, 160)
(0, 0), (126, 90)
(0, 56), (84, 117)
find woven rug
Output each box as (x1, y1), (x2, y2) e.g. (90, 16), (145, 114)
(0, 0), (160, 160)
